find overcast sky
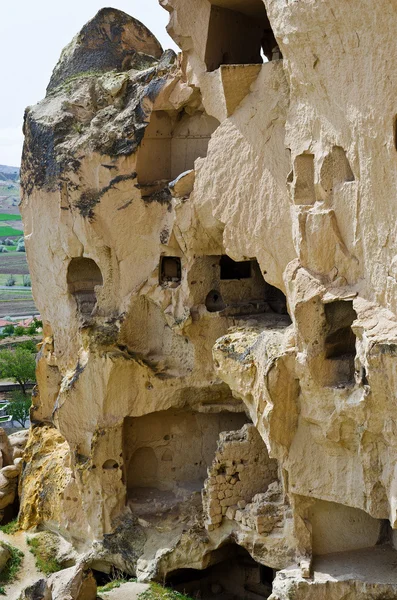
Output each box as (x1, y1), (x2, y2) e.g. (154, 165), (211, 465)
(0, 1), (178, 167)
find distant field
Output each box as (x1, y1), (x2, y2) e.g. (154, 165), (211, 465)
(0, 214), (21, 221)
(0, 242), (37, 316)
(0, 253), (29, 275)
(0, 274), (29, 286)
(0, 289), (37, 317)
(0, 226), (22, 237)
(0, 185), (19, 197)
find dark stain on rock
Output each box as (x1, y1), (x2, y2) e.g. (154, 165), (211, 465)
(103, 513), (146, 567)
(75, 173), (137, 219)
(47, 8), (163, 93)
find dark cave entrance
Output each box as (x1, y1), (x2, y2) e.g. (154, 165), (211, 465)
(203, 256), (290, 319)
(160, 256), (182, 287)
(166, 545), (275, 600)
(205, 0), (281, 72)
(324, 300), (357, 386)
(67, 257), (103, 316)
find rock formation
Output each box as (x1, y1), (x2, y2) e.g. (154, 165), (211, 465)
(18, 2), (397, 598)
(0, 428), (28, 518)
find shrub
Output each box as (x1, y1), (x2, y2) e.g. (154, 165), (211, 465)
(19, 340), (37, 353)
(139, 583), (194, 600)
(2, 325), (14, 336)
(0, 519), (19, 535)
(14, 326), (25, 336)
(22, 275), (31, 287)
(27, 323), (37, 335)
(5, 275), (15, 287)
(0, 541), (24, 593)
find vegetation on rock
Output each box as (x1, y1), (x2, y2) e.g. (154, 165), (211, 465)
(27, 534), (62, 574)
(139, 583), (194, 600)
(0, 541), (24, 595)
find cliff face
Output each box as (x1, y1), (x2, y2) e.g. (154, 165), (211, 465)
(18, 2), (397, 598)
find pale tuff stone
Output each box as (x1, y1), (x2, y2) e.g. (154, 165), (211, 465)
(17, 1), (397, 597)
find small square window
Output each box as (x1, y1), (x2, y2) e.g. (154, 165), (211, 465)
(160, 256), (182, 285)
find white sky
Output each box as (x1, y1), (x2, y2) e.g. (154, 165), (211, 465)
(0, 1), (178, 167)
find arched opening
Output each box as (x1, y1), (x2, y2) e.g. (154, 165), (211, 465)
(67, 257), (103, 316)
(205, 0), (281, 72)
(137, 111), (219, 196)
(205, 289), (226, 312)
(102, 459), (119, 470)
(166, 545), (275, 599)
(127, 447), (158, 489)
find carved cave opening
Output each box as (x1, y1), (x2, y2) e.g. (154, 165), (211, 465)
(200, 256), (290, 318)
(292, 153), (316, 205)
(220, 255), (251, 280)
(166, 544), (275, 600)
(324, 300), (357, 386)
(309, 499), (383, 556)
(137, 111), (219, 194)
(205, 0), (281, 72)
(160, 256), (182, 286)
(67, 257), (103, 316)
(123, 410), (248, 511)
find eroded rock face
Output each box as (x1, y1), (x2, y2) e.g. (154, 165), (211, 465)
(0, 427), (28, 517)
(18, 2), (397, 598)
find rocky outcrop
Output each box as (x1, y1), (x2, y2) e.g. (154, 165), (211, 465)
(0, 428), (28, 518)
(18, 1), (397, 598)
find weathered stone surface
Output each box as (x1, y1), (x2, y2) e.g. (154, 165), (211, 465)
(18, 579), (52, 600)
(47, 8), (163, 93)
(18, 1), (397, 598)
(48, 564), (97, 600)
(0, 542), (11, 572)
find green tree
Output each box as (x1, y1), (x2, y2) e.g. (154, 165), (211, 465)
(5, 274), (15, 287)
(14, 326), (25, 336)
(8, 391), (31, 427)
(20, 340), (37, 353)
(0, 347), (36, 394)
(3, 325), (14, 336)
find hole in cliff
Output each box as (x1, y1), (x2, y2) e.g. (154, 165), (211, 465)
(198, 257), (290, 319)
(320, 146), (355, 199)
(166, 545), (274, 599)
(309, 499), (383, 555)
(102, 459), (119, 470)
(160, 256), (182, 286)
(123, 410), (248, 512)
(92, 567), (131, 586)
(206, 290), (226, 312)
(292, 153), (316, 205)
(324, 300), (357, 386)
(67, 257), (103, 316)
(136, 111), (219, 195)
(220, 256), (251, 280)
(205, 0), (281, 72)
